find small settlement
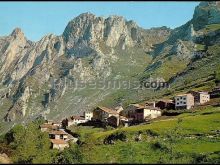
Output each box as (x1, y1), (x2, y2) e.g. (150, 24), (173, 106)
(40, 88), (219, 150)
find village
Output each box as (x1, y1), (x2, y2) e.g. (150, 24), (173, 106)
(39, 87), (220, 151)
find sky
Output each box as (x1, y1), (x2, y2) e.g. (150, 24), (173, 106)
(0, 2), (200, 41)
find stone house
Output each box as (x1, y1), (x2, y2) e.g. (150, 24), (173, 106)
(93, 106), (119, 122)
(189, 91), (210, 105)
(40, 123), (59, 132)
(125, 104), (161, 122)
(107, 115), (120, 127)
(84, 111), (93, 121)
(133, 106), (161, 122)
(122, 104), (144, 118)
(174, 93), (194, 110)
(49, 130), (69, 140)
(50, 139), (69, 151)
(155, 99), (175, 110)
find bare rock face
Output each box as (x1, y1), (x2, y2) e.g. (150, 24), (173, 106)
(0, 3), (218, 125)
(0, 28), (28, 75)
(0, 12), (171, 123)
(170, 40), (191, 58)
(192, 2), (220, 30)
(63, 12), (140, 57)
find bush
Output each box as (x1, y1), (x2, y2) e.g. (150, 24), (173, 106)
(151, 141), (168, 151)
(4, 120), (57, 163)
(215, 65), (220, 83)
(145, 129), (159, 137)
(53, 144), (83, 164)
(103, 131), (127, 144)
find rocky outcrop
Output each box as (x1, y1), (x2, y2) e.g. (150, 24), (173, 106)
(192, 1), (220, 31)
(63, 12), (144, 57)
(170, 40), (191, 58)
(0, 12), (172, 123)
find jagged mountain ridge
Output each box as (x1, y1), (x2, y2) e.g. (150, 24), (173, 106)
(0, 2), (220, 130)
(0, 12), (171, 124)
(143, 1), (220, 81)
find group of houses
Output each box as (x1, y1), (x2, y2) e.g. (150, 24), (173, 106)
(39, 88), (220, 150)
(60, 90), (213, 128)
(40, 120), (77, 151)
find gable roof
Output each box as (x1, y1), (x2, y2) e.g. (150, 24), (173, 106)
(175, 93), (193, 97)
(49, 130), (68, 135)
(131, 104), (145, 109)
(97, 106), (118, 115)
(40, 123), (58, 129)
(156, 99), (174, 103)
(70, 116), (85, 120)
(189, 91), (209, 95)
(50, 139), (68, 144)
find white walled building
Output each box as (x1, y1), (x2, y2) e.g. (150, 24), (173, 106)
(175, 94), (194, 110)
(189, 91), (210, 105)
(50, 139), (69, 151)
(84, 111), (93, 121)
(144, 106), (162, 119)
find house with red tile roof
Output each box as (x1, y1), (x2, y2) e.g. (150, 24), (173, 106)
(93, 106), (119, 122)
(50, 139), (69, 151)
(49, 129), (69, 140)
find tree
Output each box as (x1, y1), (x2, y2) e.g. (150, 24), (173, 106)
(54, 144), (83, 164)
(6, 120), (56, 163)
(215, 64), (220, 84)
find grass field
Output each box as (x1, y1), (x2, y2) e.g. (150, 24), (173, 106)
(69, 106), (220, 163)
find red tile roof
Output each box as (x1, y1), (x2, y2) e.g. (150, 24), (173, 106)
(70, 116), (85, 120)
(176, 93), (193, 97)
(97, 106), (119, 115)
(40, 124), (58, 129)
(131, 104), (145, 109)
(49, 130), (68, 135)
(157, 99), (174, 103)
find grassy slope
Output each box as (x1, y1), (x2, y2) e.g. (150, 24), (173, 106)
(71, 106), (220, 163)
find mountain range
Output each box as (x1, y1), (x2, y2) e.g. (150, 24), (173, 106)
(0, 1), (220, 132)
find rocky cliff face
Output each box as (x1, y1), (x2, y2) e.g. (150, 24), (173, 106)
(192, 1), (220, 30)
(0, 12), (171, 123)
(1, 2), (219, 126)
(63, 13), (139, 55)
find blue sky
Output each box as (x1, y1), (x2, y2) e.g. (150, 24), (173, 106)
(0, 2), (200, 41)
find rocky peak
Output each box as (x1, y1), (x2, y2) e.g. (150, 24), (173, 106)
(10, 28), (25, 40)
(199, 1), (219, 7)
(62, 12), (142, 56)
(192, 1), (220, 31)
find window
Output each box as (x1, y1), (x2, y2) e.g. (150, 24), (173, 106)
(183, 98), (186, 100)
(180, 97), (182, 99)
(183, 102), (186, 104)
(177, 103), (179, 105)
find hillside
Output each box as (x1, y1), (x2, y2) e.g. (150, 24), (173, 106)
(66, 106), (220, 163)
(0, 1), (220, 134)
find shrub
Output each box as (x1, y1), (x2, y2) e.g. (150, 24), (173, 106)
(53, 144), (83, 164)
